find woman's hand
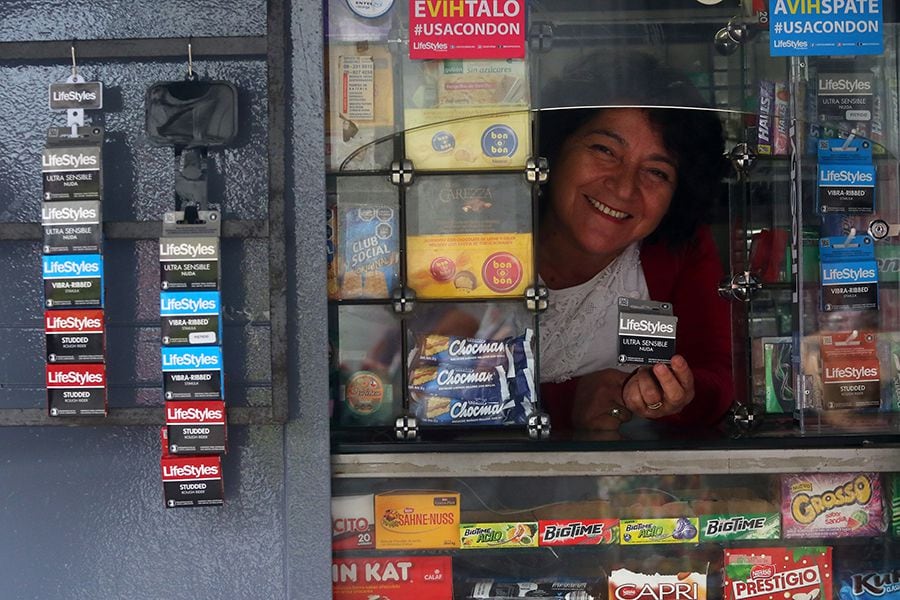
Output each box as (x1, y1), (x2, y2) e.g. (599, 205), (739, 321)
(622, 354), (695, 419)
(571, 369), (632, 430)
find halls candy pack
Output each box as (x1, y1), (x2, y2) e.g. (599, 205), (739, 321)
(724, 547), (832, 600)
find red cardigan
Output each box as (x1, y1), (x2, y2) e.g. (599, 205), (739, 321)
(540, 225), (734, 430)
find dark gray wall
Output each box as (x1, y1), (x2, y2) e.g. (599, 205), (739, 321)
(0, 1), (332, 598)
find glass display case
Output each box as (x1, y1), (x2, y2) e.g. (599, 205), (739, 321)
(325, 0), (900, 598)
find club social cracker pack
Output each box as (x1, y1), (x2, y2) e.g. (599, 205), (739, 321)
(609, 568), (707, 600)
(724, 547), (832, 600)
(782, 473), (886, 538)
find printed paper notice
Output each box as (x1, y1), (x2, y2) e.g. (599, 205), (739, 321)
(770, 0), (883, 56)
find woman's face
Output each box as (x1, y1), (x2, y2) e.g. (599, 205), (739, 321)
(546, 108), (678, 263)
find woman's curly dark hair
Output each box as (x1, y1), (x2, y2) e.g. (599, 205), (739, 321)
(538, 52), (729, 247)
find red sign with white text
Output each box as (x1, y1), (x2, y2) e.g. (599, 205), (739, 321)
(409, 0), (525, 59)
(333, 556), (453, 600)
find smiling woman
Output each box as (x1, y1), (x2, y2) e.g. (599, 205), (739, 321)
(537, 52), (734, 432)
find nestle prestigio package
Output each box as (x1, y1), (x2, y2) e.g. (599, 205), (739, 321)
(332, 556), (453, 600)
(782, 473), (886, 538)
(374, 491), (460, 550)
(44, 309), (105, 363)
(332, 494), (375, 550)
(161, 454), (224, 508)
(404, 59), (530, 170)
(165, 400), (227, 455)
(46, 363), (107, 416)
(609, 568), (707, 600)
(724, 547), (832, 600)
(406, 174), (532, 299)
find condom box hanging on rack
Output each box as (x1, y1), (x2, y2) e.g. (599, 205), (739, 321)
(45, 309), (105, 363)
(42, 201), (101, 255)
(161, 454), (224, 508)
(46, 363), (107, 416)
(160, 210), (221, 291)
(819, 234), (878, 312)
(817, 137), (875, 215)
(160, 291), (222, 346)
(42, 253), (104, 309)
(165, 399), (227, 455)
(617, 297), (677, 365)
(161, 346), (224, 401)
(42, 134), (102, 203)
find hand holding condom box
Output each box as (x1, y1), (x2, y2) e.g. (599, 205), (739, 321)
(617, 297), (677, 365)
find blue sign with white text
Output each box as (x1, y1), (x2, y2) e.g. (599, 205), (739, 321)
(770, 0), (883, 56)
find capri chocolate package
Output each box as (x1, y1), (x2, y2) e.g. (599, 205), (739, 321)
(782, 473), (886, 538)
(610, 568), (707, 600)
(725, 547), (831, 600)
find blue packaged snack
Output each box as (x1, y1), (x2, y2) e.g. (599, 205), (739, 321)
(413, 394), (520, 425)
(409, 364), (509, 402)
(838, 564), (900, 600)
(416, 333), (514, 371)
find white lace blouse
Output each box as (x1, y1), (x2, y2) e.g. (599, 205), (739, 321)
(539, 242), (649, 383)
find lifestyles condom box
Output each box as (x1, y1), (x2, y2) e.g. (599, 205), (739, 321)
(165, 400), (227, 455)
(161, 454), (224, 508)
(45, 309), (105, 363)
(46, 363), (106, 416)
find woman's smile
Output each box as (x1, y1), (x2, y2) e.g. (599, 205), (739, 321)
(585, 195), (631, 220)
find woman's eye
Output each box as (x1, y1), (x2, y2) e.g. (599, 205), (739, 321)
(589, 144), (614, 156)
(647, 168), (672, 182)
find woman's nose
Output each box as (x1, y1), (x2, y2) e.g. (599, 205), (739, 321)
(603, 167), (638, 201)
